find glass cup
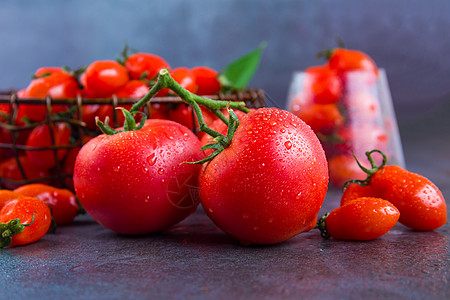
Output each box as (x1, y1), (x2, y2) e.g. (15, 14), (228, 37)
(286, 68), (404, 188)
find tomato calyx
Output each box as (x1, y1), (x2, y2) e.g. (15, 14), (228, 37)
(0, 212), (35, 248)
(343, 149), (388, 190)
(316, 213), (330, 239)
(96, 108), (148, 135)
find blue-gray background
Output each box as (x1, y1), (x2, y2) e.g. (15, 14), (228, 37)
(1, 0), (449, 123)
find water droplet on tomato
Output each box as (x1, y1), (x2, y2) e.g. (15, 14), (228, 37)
(259, 163), (265, 169)
(113, 166), (120, 172)
(158, 168), (165, 175)
(142, 167), (149, 174)
(284, 141), (292, 150)
(147, 153), (157, 166)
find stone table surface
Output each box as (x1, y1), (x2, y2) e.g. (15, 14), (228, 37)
(1, 105), (449, 300)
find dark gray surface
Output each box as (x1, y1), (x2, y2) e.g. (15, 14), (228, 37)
(0, 102), (449, 300)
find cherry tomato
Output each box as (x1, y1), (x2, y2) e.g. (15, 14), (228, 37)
(33, 66), (64, 78)
(0, 156), (50, 189)
(0, 196), (52, 247)
(21, 71), (78, 122)
(125, 52), (170, 80)
(328, 154), (369, 188)
(25, 123), (71, 170)
(191, 66), (221, 95)
(318, 197), (400, 241)
(0, 190), (24, 210)
(84, 60), (129, 97)
(114, 80), (150, 99)
(342, 150), (447, 231)
(14, 184), (79, 225)
(168, 104), (216, 132)
(199, 108), (329, 245)
(328, 48), (378, 81)
(171, 67), (197, 93)
(293, 103), (344, 135)
(73, 119), (203, 235)
(149, 103), (169, 120)
(304, 65), (342, 105)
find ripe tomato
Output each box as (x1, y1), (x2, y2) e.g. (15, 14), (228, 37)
(21, 71), (78, 122)
(328, 154), (369, 188)
(199, 108), (329, 245)
(125, 52), (170, 80)
(191, 66), (221, 95)
(14, 184), (79, 225)
(73, 119), (203, 235)
(114, 80), (150, 99)
(293, 103), (344, 135)
(0, 196), (52, 247)
(342, 150), (447, 231)
(0, 156), (50, 189)
(33, 66), (64, 78)
(0, 190), (24, 210)
(319, 197), (400, 241)
(84, 60), (129, 97)
(168, 104), (216, 132)
(25, 123), (71, 170)
(328, 48), (378, 82)
(149, 103), (169, 120)
(304, 65), (342, 105)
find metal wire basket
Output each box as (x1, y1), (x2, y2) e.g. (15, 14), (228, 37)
(0, 89), (266, 190)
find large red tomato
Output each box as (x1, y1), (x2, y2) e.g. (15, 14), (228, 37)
(199, 108), (329, 245)
(73, 119), (203, 235)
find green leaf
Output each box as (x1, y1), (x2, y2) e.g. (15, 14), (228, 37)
(218, 42), (266, 91)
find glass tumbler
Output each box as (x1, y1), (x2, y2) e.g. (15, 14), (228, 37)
(286, 68), (404, 188)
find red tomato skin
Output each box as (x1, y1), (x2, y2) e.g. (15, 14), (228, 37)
(199, 108), (329, 245)
(326, 197), (399, 241)
(125, 53), (170, 80)
(0, 156), (50, 190)
(341, 183), (377, 206)
(328, 154), (369, 188)
(0, 196), (52, 246)
(328, 48), (379, 77)
(294, 103), (344, 135)
(191, 66), (221, 95)
(14, 184), (79, 225)
(73, 119), (203, 235)
(84, 60), (129, 97)
(305, 65), (342, 105)
(369, 166), (447, 231)
(114, 80), (149, 99)
(25, 123), (71, 170)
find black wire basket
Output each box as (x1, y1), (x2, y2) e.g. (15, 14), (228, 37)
(0, 89), (265, 190)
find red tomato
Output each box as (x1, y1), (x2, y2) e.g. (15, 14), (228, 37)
(328, 154), (369, 188)
(168, 104), (216, 132)
(320, 197), (400, 241)
(191, 66), (221, 95)
(341, 151), (447, 230)
(304, 65), (342, 105)
(0, 190), (25, 210)
(149, 103), (169, 120)
(0, 156), (50, 189)
(328, 48), (378, 81)
(114, 80), (150, 99)
(21, 71), (78, 122)
(0, 196), (52, 247)
(33, 66), (64, 78)
(199, 108), (329, 245)
(125, 52), (170, 80)
(25, 123), (71, 170)
(84, 60), (129, 97)
(293, 103), (344, 135)
(73, 119), (203, 235)
(14, 184), (79, 225)
(171, 67), (197, 93)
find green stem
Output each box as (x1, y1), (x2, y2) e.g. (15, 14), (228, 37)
(343, 149), (388, 190)
(0, 212), (36, 248)
(316, 213), (330, 239)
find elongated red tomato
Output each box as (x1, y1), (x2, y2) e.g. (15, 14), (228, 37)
(322, 197), (400, 241)
(73, 119), (203, 235)
(0, 196), (52, 247)
(199, 108), (329, 245)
